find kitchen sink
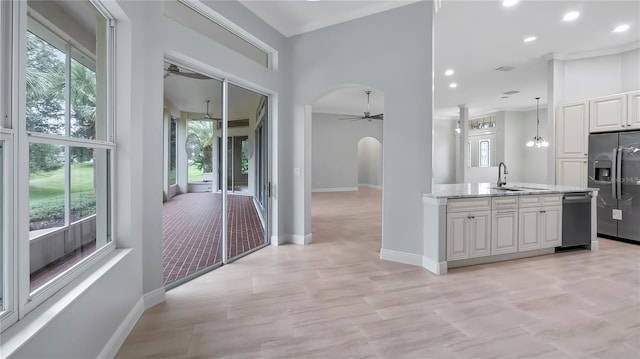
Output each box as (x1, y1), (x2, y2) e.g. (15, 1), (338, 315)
(491, 187), (525, 191)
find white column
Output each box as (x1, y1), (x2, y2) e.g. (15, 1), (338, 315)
(457, 105), (468, 183)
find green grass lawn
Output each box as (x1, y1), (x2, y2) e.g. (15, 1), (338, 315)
(188, 162), (205, 182)
(30, 162), (95, 203)
(30, 162), (96, 225)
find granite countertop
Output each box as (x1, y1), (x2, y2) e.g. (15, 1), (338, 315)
(424, 182), (597, 199)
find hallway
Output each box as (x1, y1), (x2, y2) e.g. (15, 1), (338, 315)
(117, 188), (639, 358)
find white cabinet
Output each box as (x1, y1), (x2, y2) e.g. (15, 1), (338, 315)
(628, 91), (640, 130)
(492, 210), (518, 255)
(518, 195), (562, 251)
(491, 196), (518, 255)
(556, 101), (589, 158)
(556, 158), (588, 188)
(590, 94), (627, 133)
(540, 207), (562, 248)
(446, 198), (491, 260)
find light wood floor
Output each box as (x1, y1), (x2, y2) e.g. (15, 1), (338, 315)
(116, 187), (640, 358)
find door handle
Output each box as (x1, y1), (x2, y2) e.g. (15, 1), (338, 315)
(612, 148), (618, 200)
(616, 148), (622, 200)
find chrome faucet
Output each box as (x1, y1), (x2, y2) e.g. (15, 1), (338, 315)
(497, 162), (509, 187)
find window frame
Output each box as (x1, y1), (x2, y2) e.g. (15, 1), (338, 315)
(3, 0), (117, 325)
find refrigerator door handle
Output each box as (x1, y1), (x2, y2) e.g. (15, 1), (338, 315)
(617, 147), (623, 200)
(612, 148), (618, 200)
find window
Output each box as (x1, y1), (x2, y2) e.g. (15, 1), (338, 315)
(479, 139), (490, 168)
(187, 120), (215, 183)
(169, 116), (177, 185)
(1, 0), (115, 330)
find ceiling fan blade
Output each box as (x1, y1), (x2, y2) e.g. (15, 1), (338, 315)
(338, 116), (364, 121)
(177, 72), (211, 80)
(369, 113), (383, 120)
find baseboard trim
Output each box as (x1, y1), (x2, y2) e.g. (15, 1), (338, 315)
(590, 239), (599, 251)
(271, 235), (284, 246)
(358, 184), (382, 190)
(291, 233), (313, 245)
(422, 256), (447, 275)
(97, 297), (144, 359)
(379, 248), (423, 267)
(143, 287), (165, 310)
(312, 187), (358, 193)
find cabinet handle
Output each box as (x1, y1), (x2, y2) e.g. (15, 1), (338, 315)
(467, 215), (475, 219)
(539, 210), (546, 213)
(622, 125), (626, 127)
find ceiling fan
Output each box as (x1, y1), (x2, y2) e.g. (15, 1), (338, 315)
(164, 63), (211, 80)
(194, 100), (221, 121)
(339, 90), (383, 121)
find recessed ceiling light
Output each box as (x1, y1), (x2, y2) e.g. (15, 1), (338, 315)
(502, 0), (519, 7)
(613, 24), (630, 32)
(445, 69), (454, 76)
(449, 83), (457, 88)
(523, 36), (537, 42)
(563, 11), (580, 21)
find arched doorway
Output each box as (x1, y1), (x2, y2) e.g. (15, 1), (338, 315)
(309, 87), (384, 244)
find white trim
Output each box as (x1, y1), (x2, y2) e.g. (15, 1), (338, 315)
(270, 235), (284, 246)
(546, 41), (640, 61)
(177, 0), (278, 71)
(143, 287), (165, 310)
(290, 233), (312, 245)
(97, 297), (144, 359)
(379, 248), (423, 267)
(422, 256), (447, 275)
(312, 187), (358, 193)
(590, 240), (599, 251)
(0, 249), (130, 357)
(358, 183), (382, 190)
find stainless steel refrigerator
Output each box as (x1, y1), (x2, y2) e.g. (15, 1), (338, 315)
(588, 131), (640, 242)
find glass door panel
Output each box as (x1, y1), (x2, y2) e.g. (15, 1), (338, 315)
(226, 83), (268, 261)
(162, 62), (223, 287)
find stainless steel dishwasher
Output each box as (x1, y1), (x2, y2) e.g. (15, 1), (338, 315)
(561, 193), (592, 248)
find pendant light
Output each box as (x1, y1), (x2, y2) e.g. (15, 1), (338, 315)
(526, 97), (549, 148)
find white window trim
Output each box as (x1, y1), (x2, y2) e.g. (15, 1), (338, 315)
(177, 0), (279, 71)
(3, 0), (118, 324)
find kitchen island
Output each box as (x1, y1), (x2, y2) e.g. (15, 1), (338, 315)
(422, 182), (598, 275)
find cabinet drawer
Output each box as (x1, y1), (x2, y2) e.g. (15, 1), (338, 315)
(447, 197), (491, 212)
(540, 194), (562, 206)
(518, 195), (541, 208)
(492, 196), (518, 209)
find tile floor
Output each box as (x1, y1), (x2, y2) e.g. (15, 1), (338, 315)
(117, 187), (640, 358)
(162, 192), (265, 285)
(30, 241), (97, 291)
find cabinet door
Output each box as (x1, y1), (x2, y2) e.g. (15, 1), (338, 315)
(447, 212), (469, 260)
(518, 208), (540, 251)
(556, 101), (589, 157)
(492, 210), (518, 255)
(540, 206), (562, 248)
(469, 211), (491, 258)
(628, 91), (640, 130)
(590, 94), (627, 133)
(556, 158), (588, 188)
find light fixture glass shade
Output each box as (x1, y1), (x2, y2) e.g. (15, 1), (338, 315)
(526, 97), (548, 149)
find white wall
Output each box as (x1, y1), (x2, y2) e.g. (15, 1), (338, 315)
(357, 137), (383, 188)
(7, 0), (288, 357)
(288, 1), (433, 255)
(311, 113), (382, 191)
(502, 109), (549, 184)
(432, 119), (456, 184)
(562, 48), (640, 103)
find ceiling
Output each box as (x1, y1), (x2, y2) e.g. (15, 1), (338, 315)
(239, 0), (640, 119)
(163, 62), (265, 120)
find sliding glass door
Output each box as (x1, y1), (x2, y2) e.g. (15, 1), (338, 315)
(162, 63), (269, 287)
